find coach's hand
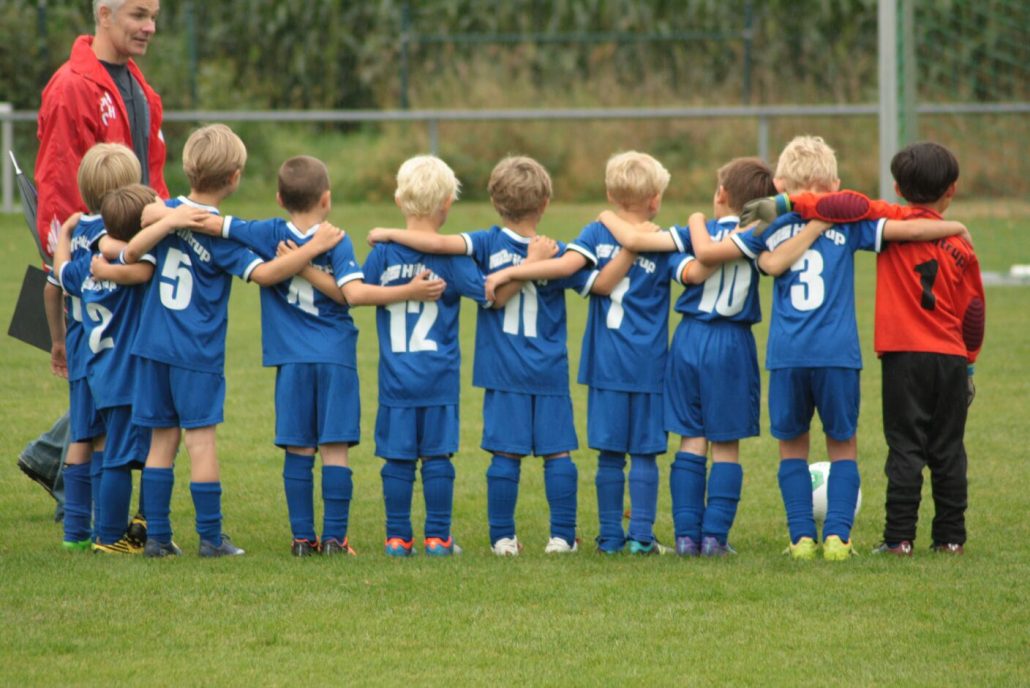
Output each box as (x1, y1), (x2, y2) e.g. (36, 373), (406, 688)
(740, 194), (792, 237)
(409, 270), (446, 301)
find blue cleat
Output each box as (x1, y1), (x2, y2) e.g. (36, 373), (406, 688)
(675, 536), (700, 557)
(700, 536), (737, 557)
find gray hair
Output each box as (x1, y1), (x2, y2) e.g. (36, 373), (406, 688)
(93, 0), (127, 23)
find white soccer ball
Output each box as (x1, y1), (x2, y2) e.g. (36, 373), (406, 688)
(810, 461), (862, 522)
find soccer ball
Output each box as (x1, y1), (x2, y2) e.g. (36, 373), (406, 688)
(810, 461), (862, 522)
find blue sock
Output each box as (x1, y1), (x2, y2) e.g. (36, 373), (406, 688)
(62, 462), (92, 543)
(381, 460), (416, 541)
(595, 452), (626, 552)
(421, 457), (455, 541)
(191, 481), (222, 545)
(282, 452), (316, 542)
(670, 451), (707, 542)
(823, 459), (860, 542)
(486, 455), (521, 543)
(702, 462), (743, 545)
(779, 459), (817, 544)
(322, 465), (353, 543)
(98, 465), (133, 545)
(544, 456), (578, 544)
(628, 455), (659, 543)
(141, 467), (175, 542)
(90, 451), (103, 540)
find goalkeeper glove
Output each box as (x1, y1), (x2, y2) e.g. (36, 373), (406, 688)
(740, 193), (792, 237)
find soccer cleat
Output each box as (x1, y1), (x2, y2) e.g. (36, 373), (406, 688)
(700, 536), (737, 558)
(92, 537), (143, 555)
(784, 536), (818, 561)
(62, 539), (92, 552)
(198, 534), (245, 558)
(323, 537), (357, 557)
(143, 539), (182, 558)
(424, 537), (462, 557)
(823, 535), (856, 561)
(872, 540), (913, 556)
(384, 537), (414, 557)
(931, 542), (965, 555)
(291, 538), (320, 557)
(544, 537), (578, 554)
(627, 538), (672, 556)
(491, 536), (522, 556)
(124, 513), (147, 549)
(675, 536), (700, 557)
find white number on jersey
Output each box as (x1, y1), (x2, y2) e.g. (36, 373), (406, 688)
(790, 249), (825, 311)
(85, 302), (115, 353)
(69, 295), (84, 323)
(387, 301), (439, 353)
(503, 282), (539, 338)
(606, 277), (631, 329)
(697, 259), (752, 317)
(159, 247), (193, 311)
(287, 277), (319, 316)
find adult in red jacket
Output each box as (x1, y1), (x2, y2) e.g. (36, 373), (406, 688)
(19, 0), (165, 514)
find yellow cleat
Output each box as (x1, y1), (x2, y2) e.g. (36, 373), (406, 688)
(783, 536), (818, 561)
(823, 535), (857, 561)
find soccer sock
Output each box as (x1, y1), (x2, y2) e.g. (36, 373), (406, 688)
(98, 465), (133, 545)
(544, 456), (578, 544)
(595, 452), (626, 551)
(322, 465), (353, 543)
(90, 451), (103, 541)
(190, 481), (223, 546)
(670, 451), (707, 542)
(381, 460), (416, 542)
(702, 462), (744, 545)
(823, 459), (860, 542)
(62, 462), (92, 543)
(282, 452), (316, 542)
(142, 467), (175, 542)
(421, 457), (455, 541)
(627, 454), (659, 544)
(778, 459), (817, 544)
(486, 455), (521, 544)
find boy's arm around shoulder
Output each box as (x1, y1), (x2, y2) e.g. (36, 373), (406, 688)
(342, 271), (446, 307)
(91, 255), (155, 285)
(123, 204), (212, 263)
(249, 222), (344, 286)
(367, 227), (468, 255)
(484, 236), (562, 303)
(687, 212), (748, 266)
(882, 218), (969, 243)
(275, 240), (347, 305)
(757, 219), (833, 277)
(597, 210), (677, 253)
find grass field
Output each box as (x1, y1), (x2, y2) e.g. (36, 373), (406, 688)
(1, 199), (1028, 686)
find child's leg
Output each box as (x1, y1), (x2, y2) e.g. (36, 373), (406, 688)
(62, 441), (95, 545)
(184, 425), (223, 546)
(421, 456), (455, 542)
(89, 438), (105, 541)
(595, 451), (627, 552)
(701, 442), (743, 546)
(97, 464), (133, 545)
(382, 460), (417, 542)
(320, 443), (352, 544)
(778, 434), (817, 544)
(543, 453), (578, 545)
(141, 427), (181, 543)
(670, 438), (707, 546)
(486, 454), (522, 544)
(881, 355), (927, 545)
(926, 357), (970, 546)
(283, 447), (317, 543)
(627, 454), (659, 544)
(823, 436), (860, 543)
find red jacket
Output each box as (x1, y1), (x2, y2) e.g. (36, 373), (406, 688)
(35, 35), (168, 260)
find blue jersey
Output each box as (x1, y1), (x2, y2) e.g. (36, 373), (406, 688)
(52, 214), (107, 382)
(570, 220), (676, 393)
(460, 226), (591, 395)
(59, 253), (152, 409)
(669, 216), (762, 325)
(222, 216), (363, 368)
(362, 243), (489, 406)
(130, 196), (264, 374)
(732, 212), (884, 370)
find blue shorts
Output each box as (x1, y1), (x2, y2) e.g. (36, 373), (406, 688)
(768, 367), (860, 442)
(99, 405), (150, 469)
(132, 358), (225, 429)
(275, 363), (360, 448)
(482, 390), (578, 457)
(587, 388), (666, 455)
(664, 319), (760, 442)
(375, 404), (459, 460)
(69, 378), (104, 443)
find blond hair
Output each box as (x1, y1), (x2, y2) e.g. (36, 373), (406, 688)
(605, 151), (670, 207)
(182, 124), (247, 194)
(488, 156), (552, 223)
(395, 155), (460, 218)
(278, 156), (330, 213)
(77, 143), (141, 213)
(774, 135), (839, 193)
(101, 183), (158, 241)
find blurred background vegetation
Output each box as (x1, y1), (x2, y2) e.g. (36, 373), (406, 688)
(2, 0), (1027, 206)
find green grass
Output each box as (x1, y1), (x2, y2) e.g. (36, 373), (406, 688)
(1, 199), (1028, 686)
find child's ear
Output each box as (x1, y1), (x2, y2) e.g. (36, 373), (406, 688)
(275, 191), (285, 210)
(831, 178), (841, 192)
(441, 196), (454, 213)
(773, 178), (786, 193)
(714, 185), (729, 205)
(321, 189), (332, 209)
(945, 182), (957, 199)
(894, 182), (903, 198)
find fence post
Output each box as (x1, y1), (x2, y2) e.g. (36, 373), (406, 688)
(1, 103), (13, 214)
(878, 0), (899, 201)
(427, 119), (439, 155)
(757, 115), (769, 163)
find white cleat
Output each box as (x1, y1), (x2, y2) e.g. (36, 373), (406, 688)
(491, 536), (522, 556)
(544, 537), (579, 554)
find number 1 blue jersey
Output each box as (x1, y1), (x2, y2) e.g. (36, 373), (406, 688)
(569, 220), (677, 393)
(731, 212), (884, 370)
(59, 253), (152, 409)
(130, 196), (264, 374)
(669, 216), (762, 325)
(362, 243), (489, 407)
(51, 214), (107, 383)
(222, 216), (362, 368)
(461, 226), (592, 395)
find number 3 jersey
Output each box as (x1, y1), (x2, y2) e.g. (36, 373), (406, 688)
(221, 216), (363, 369)
(732, 212), (885, 370)
(131, 196), (264, 374)
(362, 244), (489, 407)
(461, 226), (592, 396)
(568, 220), (678, 393)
